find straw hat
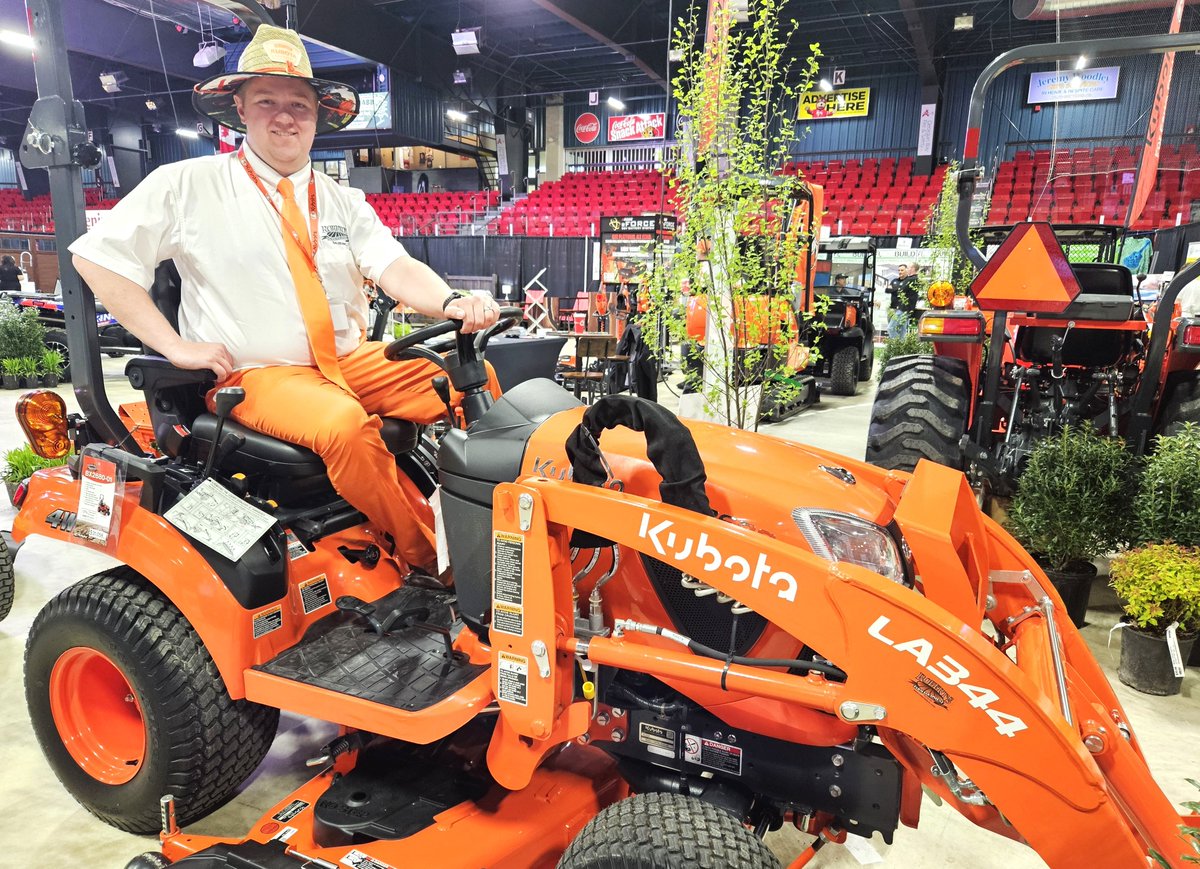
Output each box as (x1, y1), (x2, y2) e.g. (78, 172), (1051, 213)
(192, 24), (359, 135)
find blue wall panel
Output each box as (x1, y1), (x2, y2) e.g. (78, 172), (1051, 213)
(789, 64), (923, 161)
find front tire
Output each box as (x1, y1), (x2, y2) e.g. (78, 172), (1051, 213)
(558, 793), (781, 869)
(865, 354), (970, 472)
(829, 346), (860, 396)
(25, 568), (278, 833)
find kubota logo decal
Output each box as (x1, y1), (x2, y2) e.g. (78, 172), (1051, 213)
(637, 512), (799, 602)
(869, 616), (1028, 738)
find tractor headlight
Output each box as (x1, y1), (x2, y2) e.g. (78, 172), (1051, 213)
(791, 509), (909, 585)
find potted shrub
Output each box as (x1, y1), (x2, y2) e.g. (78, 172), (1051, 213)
(1008, 425), (1135, 627)
(40, 348), (64, 387)
(1133, 423), (1200, 664)
(1, 358), (19, 389)
(1, 444), (69, 504)
(17, 355), (41, 388)
(1109, 542), (1200, 695)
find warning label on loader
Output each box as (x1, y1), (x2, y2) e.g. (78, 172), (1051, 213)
(285, 530), (309, 560)
(299, 574), (332, 614)
(252, 605), (283, 639)
(493, 601), (524, 636)
(497, 651), (529, 706)
(493, 531), (524, 605)
(683, 735), (743, 775)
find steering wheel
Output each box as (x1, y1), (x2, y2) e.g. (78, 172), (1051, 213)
(384, 305), (525, 370)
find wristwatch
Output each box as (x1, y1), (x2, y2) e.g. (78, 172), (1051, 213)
(442, 291), (467, 312)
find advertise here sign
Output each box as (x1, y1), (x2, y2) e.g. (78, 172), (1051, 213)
(574, 112), (600, 144)
(798, 88), (870, 121)
(608, 112), (666, 142)
(1027, 66), (1120, 104)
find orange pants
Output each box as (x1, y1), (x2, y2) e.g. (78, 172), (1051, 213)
(213, 340), (499, 568)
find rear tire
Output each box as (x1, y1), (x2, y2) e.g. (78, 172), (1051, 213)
(0, 535), (13, 622)
(1158, 371), (1200, 436)
(866, 354), (970, 472)
(558, 792), (780, 869)
(25, 567), (278, 833)
(829, 346), (860, 396)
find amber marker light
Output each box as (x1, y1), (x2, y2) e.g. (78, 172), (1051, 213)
(17, 390), (71, 459)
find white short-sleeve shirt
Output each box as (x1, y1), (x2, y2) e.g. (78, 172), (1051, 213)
(69, 145), (408, 371)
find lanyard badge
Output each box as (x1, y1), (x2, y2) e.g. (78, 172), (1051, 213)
(238, 148), (321, 274)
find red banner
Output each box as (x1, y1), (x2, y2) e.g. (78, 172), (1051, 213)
(607, 113), (666, 143)
(1127, 0), (1185, 227)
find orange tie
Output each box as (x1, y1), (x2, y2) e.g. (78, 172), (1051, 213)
(276, 177), (354, 395)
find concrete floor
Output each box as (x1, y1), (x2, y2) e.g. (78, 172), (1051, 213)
(0, 356), (1196, 868)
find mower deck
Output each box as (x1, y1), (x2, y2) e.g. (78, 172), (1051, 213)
(158, 744), (628, 869)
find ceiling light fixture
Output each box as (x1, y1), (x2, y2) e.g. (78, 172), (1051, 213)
(145, 98), (158, 111)
(0, 30), (33, 50)
(606, 96), (625, 111)
(453, 68), (470, 85)
(176, 127), (199, 139)
(99, 71), (128, 93)
(953, 14), (974, 31)
(818, 78), (833, 92)
(193, 41), (226, 68)
(446, 109), (469, 122)
(451, 27), (481, 56)
(1075, 55), (1088, 69)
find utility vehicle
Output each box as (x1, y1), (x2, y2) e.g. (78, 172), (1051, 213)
(800, 236), (877, 395)
(11, 9), (1200, 868)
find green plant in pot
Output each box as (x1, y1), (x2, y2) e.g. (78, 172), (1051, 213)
(16, 354), (41, 388)
(40, 348), (64, 387)
(0, 357), (20, 389)
(1134, 423), (1200, 667)
(1110, 543), (1200, 696)
(1007, 425), (1135, 627)
(1, 444), (69, 503)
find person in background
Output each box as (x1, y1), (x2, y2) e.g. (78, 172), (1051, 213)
(69, 24), (499, 574)
(887, 262), (921, 340)
(833, 273), (848, 290)
(0, 255), (23, 293)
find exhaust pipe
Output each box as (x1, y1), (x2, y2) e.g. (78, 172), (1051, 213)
(1014, 0), (1199, 19)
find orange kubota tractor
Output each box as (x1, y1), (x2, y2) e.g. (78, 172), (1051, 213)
(12, 7), (1200, 867)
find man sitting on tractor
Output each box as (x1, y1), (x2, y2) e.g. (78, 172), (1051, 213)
(68, 24), (499, 572)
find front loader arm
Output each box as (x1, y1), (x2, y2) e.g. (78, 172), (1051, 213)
(486, 468), (1190, 869)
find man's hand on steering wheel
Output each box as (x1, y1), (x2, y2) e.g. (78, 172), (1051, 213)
(444, 292), (501, 333)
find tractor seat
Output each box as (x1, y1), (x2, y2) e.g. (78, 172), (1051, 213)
(189, 414), (420, 479)
(1015, 263), (1139, 368)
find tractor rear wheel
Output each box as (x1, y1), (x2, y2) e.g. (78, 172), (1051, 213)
(0, 535), (13, 622)
(25, 567), (278, 833)
(829, 346), (860, 396)
(865, 354), (970, 472)
(557, 793), (781, 869)
(1158, 371), (1200, 436)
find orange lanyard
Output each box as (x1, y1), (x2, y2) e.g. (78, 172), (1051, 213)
(238, 148), (320, 273)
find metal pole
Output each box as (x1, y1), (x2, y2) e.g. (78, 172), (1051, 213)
(23, 0), (137, 449)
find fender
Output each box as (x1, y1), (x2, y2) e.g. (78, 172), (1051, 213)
(14, 467), (403, 697)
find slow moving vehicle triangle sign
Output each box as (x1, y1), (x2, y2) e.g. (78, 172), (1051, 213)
(970, 222), (1082, 313)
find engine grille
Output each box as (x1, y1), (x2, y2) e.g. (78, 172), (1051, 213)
(639, 554), (766, 655)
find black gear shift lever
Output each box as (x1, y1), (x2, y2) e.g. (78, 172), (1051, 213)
(201, 387), (246, 478)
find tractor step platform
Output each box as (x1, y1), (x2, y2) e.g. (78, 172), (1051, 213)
(254, 585), (486, 712)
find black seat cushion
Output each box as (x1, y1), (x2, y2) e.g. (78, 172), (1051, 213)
(1016, 262), (1137, 367)
(190, 414), (421, 479)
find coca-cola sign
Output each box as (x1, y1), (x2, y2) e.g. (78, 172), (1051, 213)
(574, 112), (600, 144)
(607, 112), (666, 142)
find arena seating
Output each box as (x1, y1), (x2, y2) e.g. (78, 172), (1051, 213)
(366, 190), (499, 236)
(783, 157), (946, 236)
(986, 143), (1200, 230)
(488, 169), (676, 237)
